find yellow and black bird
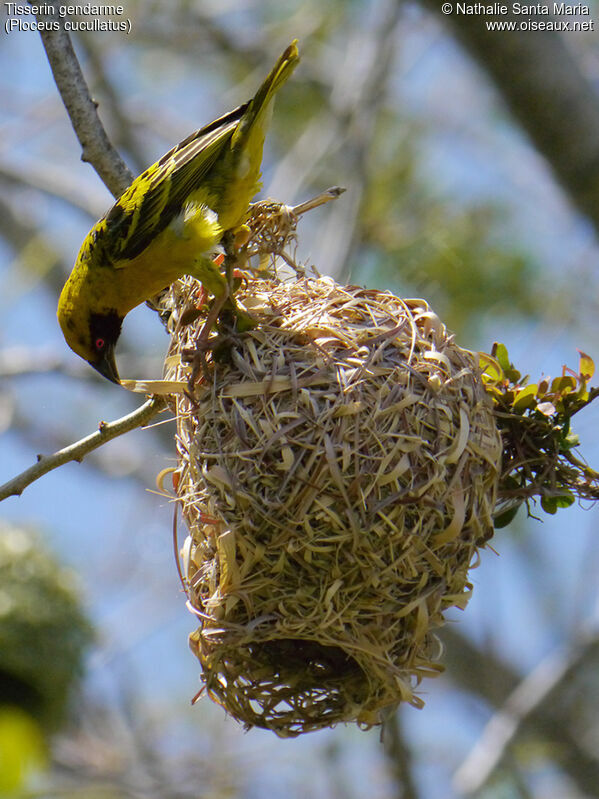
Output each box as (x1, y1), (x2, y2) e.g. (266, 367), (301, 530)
(58, 41), (299, 384)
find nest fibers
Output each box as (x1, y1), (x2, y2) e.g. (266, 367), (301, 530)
(165, 275), (502, 736)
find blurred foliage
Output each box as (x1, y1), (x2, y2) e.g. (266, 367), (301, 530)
(0, 706), (46, 796)
(0, 522), (93, 729)
(359, 117), (539, 336)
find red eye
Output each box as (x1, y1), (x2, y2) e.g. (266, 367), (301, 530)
(95, 337), (105, 351)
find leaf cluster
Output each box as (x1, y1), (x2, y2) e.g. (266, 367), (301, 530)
(480, 343), (599, 527)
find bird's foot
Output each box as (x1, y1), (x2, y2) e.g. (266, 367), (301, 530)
(184, 291), (228, 389)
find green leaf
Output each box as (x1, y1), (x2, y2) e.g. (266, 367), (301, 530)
(493, 342), (511, 372)
(480, 351), (503, 383)
(540, 496), (558, 514)
(493, 505), (520, 528)
(512, 384), (537, 413)
(550, 375), (577, 394)
(484, 386), (504, 402)
(555, 492), (575, 509)
(561, 431), (580, 450)
(575, 386), (590, 403)
(541, 491), (575, 514)
(578, 349), (595, 380)
(0, 707), (47, 793)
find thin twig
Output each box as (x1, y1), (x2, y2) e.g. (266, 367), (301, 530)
(0, 155), (107, 218)
(0, 397), (168, 501)
(30, 2), (133, 196)
(452, 628), (599, 795)
(268, 0), (402, 278)
(383, 710), (420, 799)
(442, 627), (599, 798)
(291, 186), (346, 216)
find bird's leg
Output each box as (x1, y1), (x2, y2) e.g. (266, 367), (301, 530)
(220, 228), (255, 332)
(186, 231), (256, 389)
(185, 237), (239, 388)
(186, 285), (229, 388)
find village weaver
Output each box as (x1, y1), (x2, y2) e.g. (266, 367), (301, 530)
(57, 41), (299, 384)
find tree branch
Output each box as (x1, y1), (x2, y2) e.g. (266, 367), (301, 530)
(442, 628), (599, 797)
(383, 710), (420, 799)
(0, 397), (168, 501)
(30, 2), (133, 197)
(449, 628), (599, 795)
(0, 155), (107, 218)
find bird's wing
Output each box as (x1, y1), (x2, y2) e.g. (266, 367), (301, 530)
(100, 103), (248, 264)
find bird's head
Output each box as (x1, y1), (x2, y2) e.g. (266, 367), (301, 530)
(58, 284), (123, 384)
(86, 311), (123, 383)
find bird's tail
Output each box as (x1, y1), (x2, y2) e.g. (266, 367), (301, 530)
(252, 40), (300, 110)
(231, 40), (300, 147)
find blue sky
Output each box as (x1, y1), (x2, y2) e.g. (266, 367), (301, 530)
(2, 4), (599, 796)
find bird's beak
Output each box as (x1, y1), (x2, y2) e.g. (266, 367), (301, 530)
(90, 345), (121, 384)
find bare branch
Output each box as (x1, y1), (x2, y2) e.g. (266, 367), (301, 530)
(383, 710), (420, 799)
(29, 2), (133, 197)
(0, 396), (168, 501)
(291, 186), (346, 216)
(0, 155), (107, 218)
(0, 346), (79, 378)
(442, 628), (599, 797)
(268, 0), (402, 278)
(452, 628), (599, 795)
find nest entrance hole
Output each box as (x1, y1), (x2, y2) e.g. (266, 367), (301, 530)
(201, 637), (369, 735)
(250, 637), (363, 680)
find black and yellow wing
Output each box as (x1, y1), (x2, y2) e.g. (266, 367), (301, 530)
(96, 103), (248, 265)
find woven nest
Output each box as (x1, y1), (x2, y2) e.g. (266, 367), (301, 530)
(164, 275), (502, 736)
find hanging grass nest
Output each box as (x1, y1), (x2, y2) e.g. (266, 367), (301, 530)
(163, 269), (502, 737)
